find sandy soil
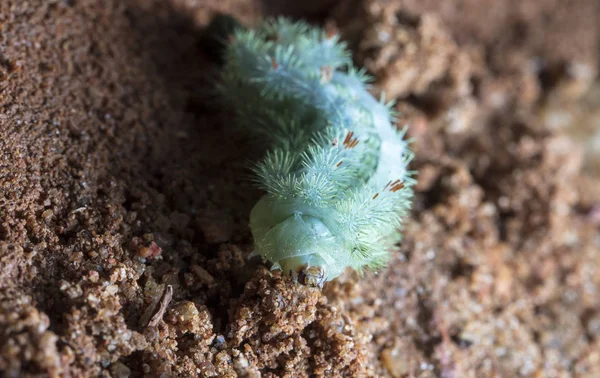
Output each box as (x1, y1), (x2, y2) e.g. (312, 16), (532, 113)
(1, 0), (599, 377)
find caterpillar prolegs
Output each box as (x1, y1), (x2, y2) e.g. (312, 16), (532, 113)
(218, 17), (415, 287)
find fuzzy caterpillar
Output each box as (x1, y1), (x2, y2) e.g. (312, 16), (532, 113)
(217, 16), (415, 287)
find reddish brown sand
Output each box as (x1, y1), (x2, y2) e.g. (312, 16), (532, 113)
(1, 0), (599, 377)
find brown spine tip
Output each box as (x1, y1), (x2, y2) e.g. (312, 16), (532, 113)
(390, 182), (405, 192)
(336, 161), (343, 167)
(343, 131), (359, 149)
(270, 56), (279, 69)
(372, 193), (379, 199)
(325, 22), (337, 40)
(343, 131), (353, 145)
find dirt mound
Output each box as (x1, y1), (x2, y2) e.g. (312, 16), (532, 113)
(1, 0), (599, 376)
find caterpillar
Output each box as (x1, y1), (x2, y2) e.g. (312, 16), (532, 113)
(217, 17), (415, 287)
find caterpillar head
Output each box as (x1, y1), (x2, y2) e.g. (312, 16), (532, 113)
(279, 253), (327, 288)
(249, 196), (349, 288)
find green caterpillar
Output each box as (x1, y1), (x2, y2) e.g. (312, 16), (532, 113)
(217, 17), (415, 287)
